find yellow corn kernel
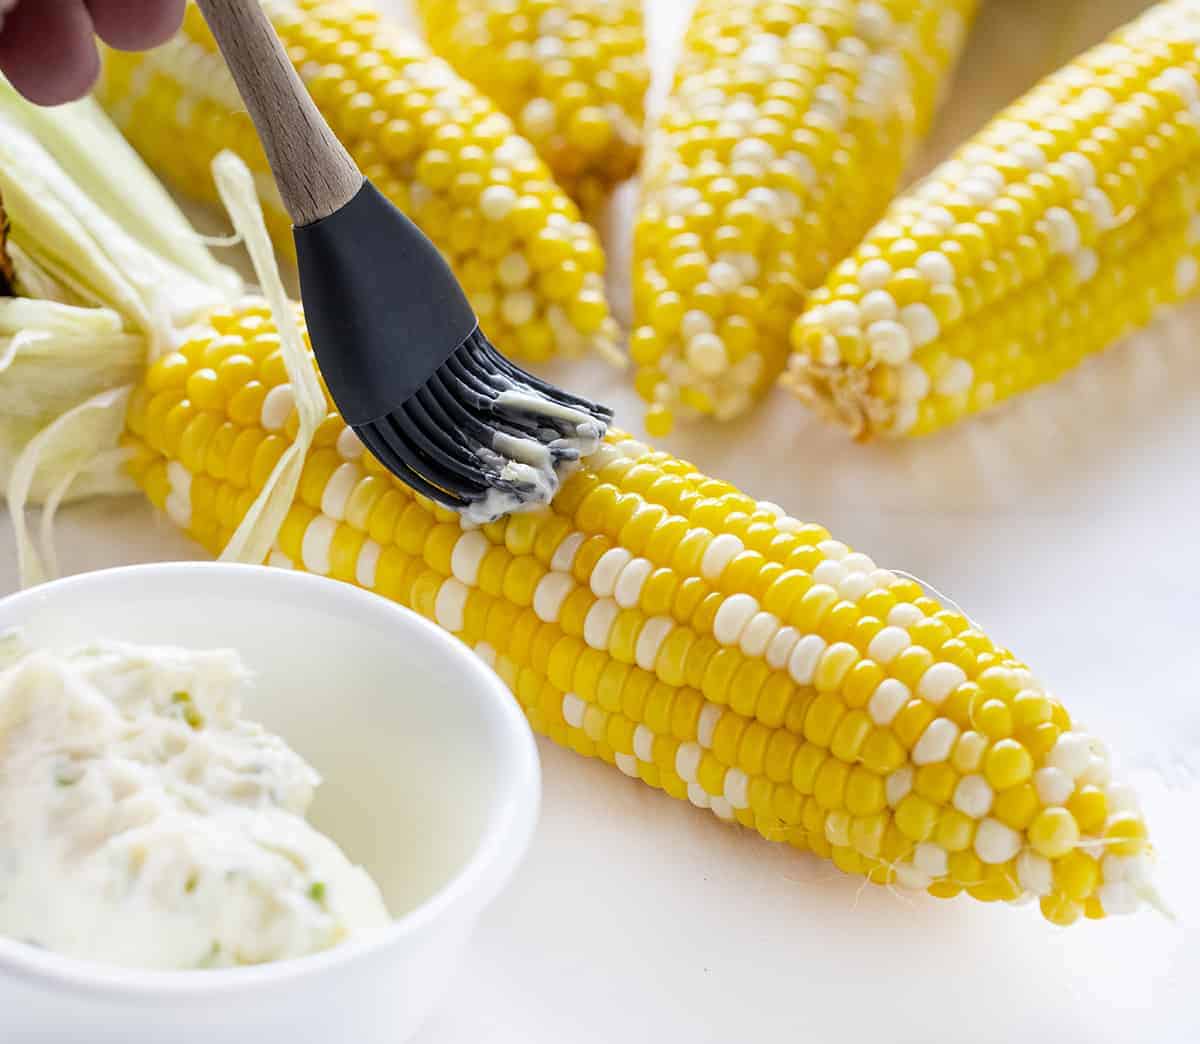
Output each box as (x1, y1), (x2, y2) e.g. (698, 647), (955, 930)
(813, 759), (849, 811)
(861, 727), (907, 775)
(935, 809), (976, 853)
(914, 763), (958, 805)
(975, 698), (1014, 740)
(992, 783), (1039, 831)
(895, 794), (939, 843)
(1028, 807), (1081, 860)
(1067, 785), (1108, 834)
(815, 641), (861, 693)
(1105, 812), (1150, 857)
(1040, 894), (1083, 927)
(1054, 850), (1100, 902)
(948, 849), (985, 889)
(830, 710), (872, 764)
(893, 699), (936, 751)
(844, 767), (886, 817)
(984, 738), (1034, 790)
(803, 691), (845, 748)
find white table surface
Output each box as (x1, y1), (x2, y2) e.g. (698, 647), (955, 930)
(4, 1), (1199, 1040)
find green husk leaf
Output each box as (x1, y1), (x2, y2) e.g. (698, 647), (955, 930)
(0, 79), (239, 570)
(0, 80), (238, 296)
(212, 151), (324, 568)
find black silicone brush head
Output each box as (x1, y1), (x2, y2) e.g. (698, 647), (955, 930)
(294, 180), (612, 518)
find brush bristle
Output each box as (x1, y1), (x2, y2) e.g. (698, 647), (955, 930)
(355, 327), (612, 517)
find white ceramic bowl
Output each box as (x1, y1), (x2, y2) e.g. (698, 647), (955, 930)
(0, 563), (540, 1044)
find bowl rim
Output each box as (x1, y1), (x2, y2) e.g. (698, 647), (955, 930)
(0, 562), (541, 1000)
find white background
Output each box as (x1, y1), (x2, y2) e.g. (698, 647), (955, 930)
(3, 1), (1198, 1041)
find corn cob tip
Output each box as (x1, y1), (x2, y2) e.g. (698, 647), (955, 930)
(785, 0), (1200, 440)
(416, 0), (649, 214)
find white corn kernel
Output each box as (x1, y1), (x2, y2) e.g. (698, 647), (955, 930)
(434, 578), (468, 632)
(913, 718), (959, 765)
(918, 662), (966, 704)
(583, 598), (619, 650)
(739, 612), (780, 658)
(550, 532), (584, 573)
(713, 593), (759, 646)
(614, 557), (653, 608)
(451, 530), (490, 585)
(700, 533), (744, 582)
(887, 603), (924, 628)
(868, 678), (910, 726)
(1034, 767), (1074, 806)
(636, 616), (675, 672)
(1098, 881), (1139, 916)
(356, 539), (380, 589)
(676, 741), (703, 783)
(765, 626), (801, 670)
(1046, 732), (1091, 777)
(886, 765), (914, 807)
(1017, 850), (1053, 896)
(953, 774), (994, 819)
(698, 703), (723, 748)
(320, 463), (359, 521)
(561, 692), (586, 729)
(867, 320), (913, 364)
(893, 864), (933, 891)
(916, 251), (954, 285)
(591, 548), (632, 597)
(260, 383), (294, 431)
(859, 289), (898, 323)
(686, 333), (728, 377)
(533, 572), (576, 623)
(615, 752), (640, 778)
(787, 634), (827, 685)
(300, 515), (335, 575)
(868, 626), (911, 664)
(724, 768), (750, 809)
(975, 818), (1021, 864)
(336, 426), (364, 461)
(913, 842), (949, 878)
(899, 303), (939, 347)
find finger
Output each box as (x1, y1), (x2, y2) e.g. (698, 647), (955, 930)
(85, 0), (184, 51)
(0, 0), (100, 106)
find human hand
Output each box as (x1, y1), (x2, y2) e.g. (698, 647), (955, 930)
(0, 0), (185, 105)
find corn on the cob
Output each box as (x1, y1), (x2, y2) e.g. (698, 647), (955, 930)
(631, 0), (978, 435)
(96, 0), (620, 365)
(415, 0), (648, 215)
(786, 0), (1200, 438)
(115, 294), (1155, 925)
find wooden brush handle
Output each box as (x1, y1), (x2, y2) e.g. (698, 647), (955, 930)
(194, 0), (363, 226)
